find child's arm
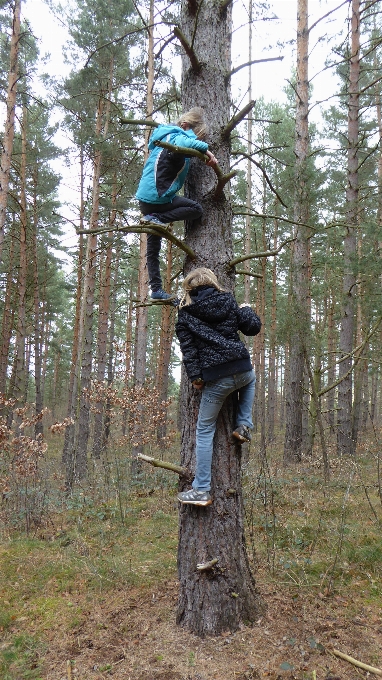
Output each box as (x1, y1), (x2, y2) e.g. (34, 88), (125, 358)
(236, 302), (262, 336)
(172, 131), (209, 154)
(175, 318), (202, 382)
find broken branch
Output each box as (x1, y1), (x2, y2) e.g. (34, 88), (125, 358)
(137, 453), (191, 480)
(221, 100), (256, 139)
(173, 26), (201, 72)
(196, 558), (218, 571)
(234, 269), (263, 278)
(120, 118), (159, 127)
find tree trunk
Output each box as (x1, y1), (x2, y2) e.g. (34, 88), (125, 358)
(177, 0), (264, 636)
(0, 220), (16, 396)
(0, 0), (21, 262)
(337, 0), (359, 457)
(13, 105), (28, 422)
(156, 240), (175, 441)
(284, 0), (310, 464)
(32, 165), (43, 438)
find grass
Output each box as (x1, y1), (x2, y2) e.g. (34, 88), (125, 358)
(1, 432), (382, 677)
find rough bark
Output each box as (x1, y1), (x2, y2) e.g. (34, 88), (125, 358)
(337, 0), (359, 457)
(284, 0), (310, 464)
(0, 0), (21, 262)
(177, 0), (264, 637)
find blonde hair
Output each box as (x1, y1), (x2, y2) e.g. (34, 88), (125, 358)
(180, 268), (225, 307)
(177, 107), (208, 140)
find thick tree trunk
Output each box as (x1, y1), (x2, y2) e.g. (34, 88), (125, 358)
(284, 0), (310, 464)
(177, 0), (264, 636)
(0, 0), (21, 262)
(337, 0), (359, 457)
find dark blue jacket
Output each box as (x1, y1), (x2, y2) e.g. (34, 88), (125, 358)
(135, 125), (208, 204)
(175, 286), (261, 382)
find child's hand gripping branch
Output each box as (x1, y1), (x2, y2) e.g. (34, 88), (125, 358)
(175, 268), (261, 507)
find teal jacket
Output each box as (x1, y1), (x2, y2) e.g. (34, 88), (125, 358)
(135, 125), (208, 204)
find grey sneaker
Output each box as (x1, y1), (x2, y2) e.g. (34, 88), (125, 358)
(151, 289), (174, 300)
(141, 214), (166, 226)
(232, 425), (251, 443)
(178, 489), (212, 506)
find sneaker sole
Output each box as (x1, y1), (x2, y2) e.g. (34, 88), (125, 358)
(178, 499), (212, 506)
(232, 431), (251, 443)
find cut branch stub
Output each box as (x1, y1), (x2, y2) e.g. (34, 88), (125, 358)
(221, 100), (256, 139)
(137, 453), (192, 482)
(173, 26), (201, 73)
(119, 118), (159, 128)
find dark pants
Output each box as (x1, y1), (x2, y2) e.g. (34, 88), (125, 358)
(139, 197), (203, 291)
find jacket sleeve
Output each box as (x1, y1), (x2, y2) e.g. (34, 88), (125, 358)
(172, 131), (208, 154)
(175, 316), (202, 381)
(235, 302), (262, 336)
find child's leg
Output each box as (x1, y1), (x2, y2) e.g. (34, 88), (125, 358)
(164, 196), (202, 222)
(235, 370), (256, 428)
(194, 376), (235, 491)
(146, 234), (162, 291)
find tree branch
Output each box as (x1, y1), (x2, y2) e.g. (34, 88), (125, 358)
(173, 26), (201, 72)
(234, 269), (263, 278)
(221, 100), (256, 139)
(318, 316), (382, 397)
(308, 0), (349, 33)
(196, 558), (218, 571)
(228, 238), (294, 267)
(137, 453), (192, 480)
(220, 0), (233, 14)
(154, 140), (237, 198)
(120, 118), (159, 127)
(228, 56), (283, 80)
(234, 150), (288, 208)
(77, 223), (196, 259)
(331, 649), (382, 676)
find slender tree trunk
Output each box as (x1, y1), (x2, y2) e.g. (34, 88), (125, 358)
(32, 166), (43, 438)
(156, 240), (175, 441)
(177, 0), (264, 636)
(326, 290), (336, 433)
(284, 0), (310, 464)
(13, 106), (28, 419)
(337, 0), (359, 457)
(131, 0), (154, 467)
(75, 96), (105, 480)
(92, 200), (115, 459)
(62, 147), (85, 473)
(267, 217), (278, 442)
(244, 0), (253, 305)
(0, 220), (16, 396)
(0, 0), (21, 262)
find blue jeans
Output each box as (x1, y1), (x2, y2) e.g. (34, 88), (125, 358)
(193, 369), (256, 492)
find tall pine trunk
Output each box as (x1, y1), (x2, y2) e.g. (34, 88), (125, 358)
(337, 0), (359, 457)
(177, 0), (264, 636)
(284, 0), (310, 464)
(0, 0), (21, 261)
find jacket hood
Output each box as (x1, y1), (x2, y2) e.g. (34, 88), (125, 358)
(184, 288), (234, 323)
(148, 125), (197, 149)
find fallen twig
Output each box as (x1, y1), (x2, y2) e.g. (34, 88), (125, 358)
(331, 648), (382, 676)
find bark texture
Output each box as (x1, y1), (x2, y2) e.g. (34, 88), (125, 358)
(337, 0), (359, 456)
(284, 0), (310, 464)
(177, 0), (264, 636)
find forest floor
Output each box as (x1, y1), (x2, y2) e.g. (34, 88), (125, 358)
(1, 436), (382, 680)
